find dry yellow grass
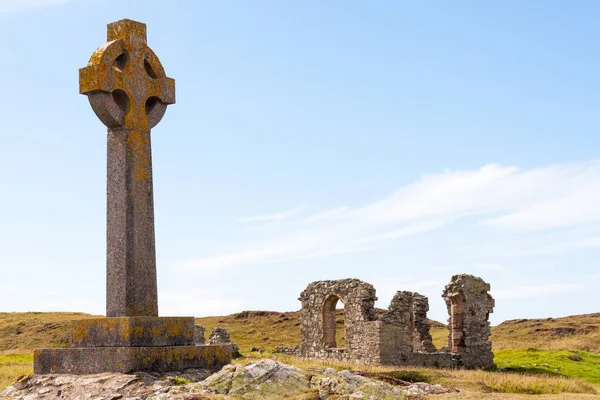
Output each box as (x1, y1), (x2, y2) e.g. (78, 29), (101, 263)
(0, 353), (31, 390)
(196, 311), (301, 352)
(0, 312), (98, 351)
(266, 354), (598, 397)
(492, 314), (600, 353)
(447, 369), (598, 395)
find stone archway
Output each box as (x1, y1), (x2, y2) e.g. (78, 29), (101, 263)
(449, 294), (465, 353)
(322, 294), (344, 348)
(299, 279), (377, 358)
(442, 274), (495, 369)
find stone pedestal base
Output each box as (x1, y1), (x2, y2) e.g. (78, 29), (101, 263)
(34, 345), (232, 374)
(34, 316), (232, 374)
(71, 317), (195, 347)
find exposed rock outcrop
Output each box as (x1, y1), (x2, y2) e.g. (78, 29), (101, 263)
(2, 359), (458, 399)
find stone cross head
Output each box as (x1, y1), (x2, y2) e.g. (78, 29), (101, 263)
(79, 19), (175, 132)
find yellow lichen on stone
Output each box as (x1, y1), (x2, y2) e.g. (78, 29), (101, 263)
(80, 19), (175, 132)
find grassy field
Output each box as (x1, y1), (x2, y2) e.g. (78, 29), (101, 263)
(492, 314), (600, 353)
(495, 349), (600, 384)
(1, 310), (600, 398)
(0, 352), (31, 390)
(0, 312), (97, 353)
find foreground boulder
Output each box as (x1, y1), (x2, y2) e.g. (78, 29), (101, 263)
(2, 359), (456, 399)
(196, 359), (310, 398)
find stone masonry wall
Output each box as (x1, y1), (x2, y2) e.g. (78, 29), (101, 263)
(442, 274), (495, 369)
(379, 291), (414, 362)
(299, 275), (495, 369)
(299, 279), (377, 363)
(412, 293), (436, 353)
(208, 327), (239, 355)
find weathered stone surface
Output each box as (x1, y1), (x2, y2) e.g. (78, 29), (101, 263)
(105, 126), (159, 317)
(443, 274), (495, 369)
(201, 359), (310, 398)
(4, 360), (458, 399)
(299, 279), (378, 363)
(209, 326), (239, 354)
(1, 369), (214, 400)
(412, 293), (436, 353)
(71, 317), (195, 347)
(274, 345), (300, 355)
(81, 19), (175, 131)
(208, 326), (232, 345)
(80, 18), (175, 318)
(34, 345), (231, 374)
(313, 368), (405, 399)
(299, 275), (495, 369)
(195, 361), (458, 399)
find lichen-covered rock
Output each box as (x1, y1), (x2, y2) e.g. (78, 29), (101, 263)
(309, 367), (457, 399)
(0, 369), (214, 400)
(218, 359), (310, 398)
(312, 368), (404, 399)
(1, 360), (457, 399)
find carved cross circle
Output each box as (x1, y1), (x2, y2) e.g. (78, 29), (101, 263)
(80, 19), (175, 132)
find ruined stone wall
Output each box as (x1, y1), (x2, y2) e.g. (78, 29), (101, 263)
(299, 275), (495, 369)
(412, 294), (436, 353)
(298, 279), (377, 363)
(379, 291), (414, 363)
(208, 327), (239, 355)
(443, 274), (495, 369)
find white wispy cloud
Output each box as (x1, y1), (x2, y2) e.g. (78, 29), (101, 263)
(237, 204), (307, 223)
(0, 0), (72, 12)
(304, 207), (350, 222)
(182, 160), (600, 271)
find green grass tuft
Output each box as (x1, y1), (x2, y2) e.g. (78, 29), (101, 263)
(172, 376), (191, 385)
(495, 349), (600, 384)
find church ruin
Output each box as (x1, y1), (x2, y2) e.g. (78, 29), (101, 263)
(298, 274), (495, 369)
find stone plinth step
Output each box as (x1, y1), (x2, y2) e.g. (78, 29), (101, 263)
(71, 317), (195, 347)
(33, 345), (232, 374)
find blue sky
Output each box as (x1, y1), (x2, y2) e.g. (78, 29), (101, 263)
(1, 0), (599, 325)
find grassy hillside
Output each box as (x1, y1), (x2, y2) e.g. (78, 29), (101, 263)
(2, 310), (600, 398)
(492, 314), (600, 353)
(195, 309), (448, 352)
(196, 311), (600, 355)
(0, 312), (97, 352)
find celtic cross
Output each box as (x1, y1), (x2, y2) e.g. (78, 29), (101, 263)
(79, 19), (175, 317)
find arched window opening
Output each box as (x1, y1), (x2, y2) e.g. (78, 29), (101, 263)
(449, 295), (465, 353)
(323, 295), (345, 348)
